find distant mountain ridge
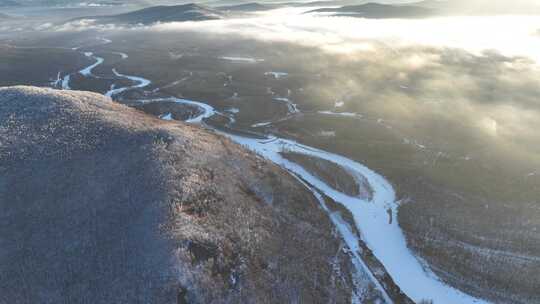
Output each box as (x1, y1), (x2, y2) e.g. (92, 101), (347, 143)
(306, 0), (540, 17)
(71, 3), (223, 25)
(308, 2), (436, 18)
(1, 0), (145, 6)
(217, 2), (273, 12)
(286, 0), (367, 7)
(0, 0), (19, 7)
(410, 0), (540, 15)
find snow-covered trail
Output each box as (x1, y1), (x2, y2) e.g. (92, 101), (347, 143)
(54, 38), (113, 90)
(137, 86), (489, 303)
(112, 51), (128, 60)
(225, 135), (489, 304)
(80, 52), (104, 77)
(294, 177), (394, 303)
(48, 70), (70, 90)
(138, 97), (215, 123)
(58, 52), (104, 90)
(56, 44), (150, 99)
(150, 95), (490, 304)
(273, 97), (298, 114)
(56, 41), (490, 303)
(105, 68), (151, 98)
(61, 74), (71, 90)
(250, 96), (299, 128)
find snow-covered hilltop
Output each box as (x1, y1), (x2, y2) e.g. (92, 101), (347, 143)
(0, 86), (360, 303)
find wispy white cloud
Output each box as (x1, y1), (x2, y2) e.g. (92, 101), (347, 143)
(146, 8), (540, 62)
(35, 6), (540, 156)
(47, 7), (540, 63)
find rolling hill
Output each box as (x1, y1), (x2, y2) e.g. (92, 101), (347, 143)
(308, 2), (436, 18)
(0, 86), (359, 303)
(217, 2), (273, 12)
(73, 3), (223, 25)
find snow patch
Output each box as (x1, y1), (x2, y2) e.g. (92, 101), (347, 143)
(139, 97), (215, 124)
(220, 56), (264, 63)
(80, 52), (104, 77)
(105, 68), (151, 98)
(112, 52), (128, 59)
(251, 121), (272, 128)
(335, 100), (345, 107)
(225, 107), (240, 114)
(319, 130), (336, 137)
(61, 74), (71, 90)
(318, 111), (361, 118)
(265, 71), (288, 79)
(273, 97), (299, 114)
(159, 113), (173, 120)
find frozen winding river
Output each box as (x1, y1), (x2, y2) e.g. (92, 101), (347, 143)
(59, 39), (490, 304)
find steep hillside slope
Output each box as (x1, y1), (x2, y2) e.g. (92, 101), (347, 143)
(0, 86), (358, 303)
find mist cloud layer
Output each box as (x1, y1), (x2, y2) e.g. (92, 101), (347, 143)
(34, 7), (540, 168)
(147, 8), (540, 63)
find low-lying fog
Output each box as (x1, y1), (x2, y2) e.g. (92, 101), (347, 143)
(145, 8), (540, 167)
(152, 8), (540, 61)
(4, 5), (540, 171)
